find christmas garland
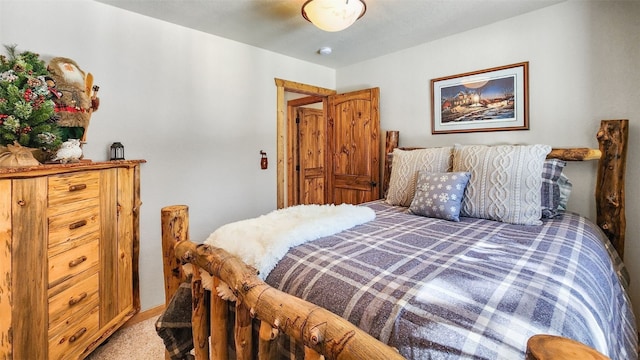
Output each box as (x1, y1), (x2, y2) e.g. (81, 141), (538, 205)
(0, 44), (62, 156)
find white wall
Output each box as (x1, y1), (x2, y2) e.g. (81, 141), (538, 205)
(337, 0), (640, 323)
(0, 0), (335, 311)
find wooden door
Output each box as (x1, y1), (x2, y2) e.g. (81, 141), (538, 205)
(327, 88), (380, 204)
(297, 107), (326, 204)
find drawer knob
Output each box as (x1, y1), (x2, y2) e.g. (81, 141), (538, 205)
(68, 255), (88, 268)
(68, 327), (87, 343)
(68, 292), (88, 306)
(69, 220), (88, 230)
(68, 184), (87, 192)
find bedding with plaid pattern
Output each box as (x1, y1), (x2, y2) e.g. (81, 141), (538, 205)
(266, 200), (637, 359)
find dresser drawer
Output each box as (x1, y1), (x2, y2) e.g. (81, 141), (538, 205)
(48, 239), (100, 289)
(48, 171), (100, 216)
(48, 271), (99, 329)
(48, 306), (99, 360)
(48, 205), (100, 248)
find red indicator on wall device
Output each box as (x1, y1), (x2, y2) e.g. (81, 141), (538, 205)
(260, 150), (268, 170)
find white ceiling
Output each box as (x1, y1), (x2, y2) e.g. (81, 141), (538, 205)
(95, 0), (564, 69)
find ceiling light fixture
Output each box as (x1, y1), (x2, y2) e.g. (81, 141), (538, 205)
(301, 0), (367, 32)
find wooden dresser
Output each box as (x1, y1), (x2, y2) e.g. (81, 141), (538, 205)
(0, 160), (144, 360)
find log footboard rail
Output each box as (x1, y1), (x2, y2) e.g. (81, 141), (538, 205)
(161, 205), (405, 360)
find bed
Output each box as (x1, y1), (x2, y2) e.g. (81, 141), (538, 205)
(158, 119), (635, 360)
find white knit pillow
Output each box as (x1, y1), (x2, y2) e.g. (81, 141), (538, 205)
(452, 144), (552, 225)
(386, 147), (453, 206)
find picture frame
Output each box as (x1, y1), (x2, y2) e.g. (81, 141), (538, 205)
(431, 62), (529, 134)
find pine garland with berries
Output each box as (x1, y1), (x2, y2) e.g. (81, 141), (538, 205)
(0, 44), (62, 157)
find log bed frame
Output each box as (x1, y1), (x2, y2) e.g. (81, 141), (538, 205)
(161, 119), (628, 360)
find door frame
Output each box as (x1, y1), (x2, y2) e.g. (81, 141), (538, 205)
(275, 78), (336, 209)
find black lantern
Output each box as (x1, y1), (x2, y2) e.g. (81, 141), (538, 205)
(110, 142), (125, 160)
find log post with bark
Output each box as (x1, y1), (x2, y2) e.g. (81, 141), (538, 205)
(210, 276), (229, 359)
(383, 130), (399, 197)
(191, 264), (209, 358)
(596, 119), (628, 259)
(161, 205), (189, 360)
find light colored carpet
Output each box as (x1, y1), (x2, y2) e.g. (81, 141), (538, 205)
(86, 316), (166, 359)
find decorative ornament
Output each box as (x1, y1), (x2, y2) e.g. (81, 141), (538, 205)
(0, 44), (62, 159)
(46, 57), (100, 142)
(52, 138), (83, 164)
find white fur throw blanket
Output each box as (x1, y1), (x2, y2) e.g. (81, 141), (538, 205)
(184, 204), (375, 297)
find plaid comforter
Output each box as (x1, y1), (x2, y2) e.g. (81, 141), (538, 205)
(266, 200), (637, 359)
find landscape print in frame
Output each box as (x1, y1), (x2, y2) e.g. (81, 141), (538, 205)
(431, 62), (529, 134)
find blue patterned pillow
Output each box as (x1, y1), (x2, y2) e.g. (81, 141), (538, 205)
(557, 172), (572, 210)
(541, 159), (566, 218)
(409, 171), (471, 221)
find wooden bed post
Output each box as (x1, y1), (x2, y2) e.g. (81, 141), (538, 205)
(235, 303), (253, 359)
(191, 264), (210, 359)
(210, 276), (229, 360)
(596, 119), (628, 259)
(161, 205), (189, 303)
(161, 205), (190, 360)
(383, 130), (399, 197)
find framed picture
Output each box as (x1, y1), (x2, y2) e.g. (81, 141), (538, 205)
(431, 62), (529, 134)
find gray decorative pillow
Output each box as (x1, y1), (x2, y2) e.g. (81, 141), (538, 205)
(452, 144), (552, 225)
(541, 159), (566, 218)
(386, 147), (453, 206)
(409, 171), (471, 221)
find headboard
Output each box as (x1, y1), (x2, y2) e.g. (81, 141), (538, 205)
(382, 119), (628, 258)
